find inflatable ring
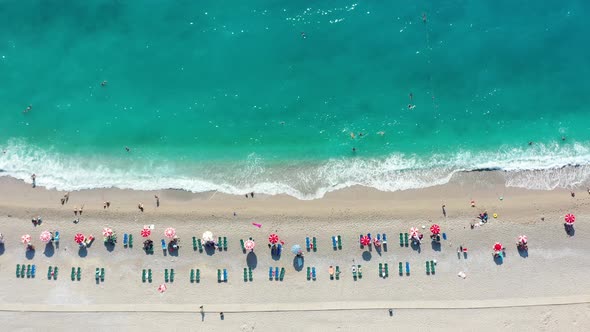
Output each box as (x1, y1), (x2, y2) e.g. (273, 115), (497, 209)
(493, 213), (498, 218)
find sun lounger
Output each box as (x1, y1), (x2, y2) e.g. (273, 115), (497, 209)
(243, 268), (248, 282)
(399, 233), (403, 246)
(269, 267), (273, 280)
(312, 267), (316, 280)
(217, 237), (222, 250)
(223, 269), (228, 281)
(360, 234), (364, 248)
(76, 267), (81, 280)
(95, 268), (100, 280)
(54, 267), (58, 280)
(306, 237), (310, 251)
(426, 261), (430, 274)
(404, 233), (409, 247)
(71, 267), (76, 281)
(26, 264), (31, 278)
(21, 264), (25, 278)
(430, 260), (435, 274)
(405, 262), (410, 276)
(223, 237), (227, 250)
(377, 234), (381, 242)
(307, 267), (312, 280)
(165, 269), (169, 282)
(190, 269), (195, 283)
(129, 234), (133, 248)
(16, 264), (20, 278)
(143, 269), (147, 282)
(382, 233), (387, 243)
(399, 262), (403, 276)
(195, 269), (200, 283)
(192, 237), (197, 251)
(170, 269), (175, 282)
(123, 233), (128, 247)
(357, 265), (362, 279)
(329, 266), (334, 280)
(312, 237), (317, 252)
(332, 236), (337, 249)
(197, 239), (203, 252)
(148, 269), (152, 283)
(275, 267), (279, 281)
(280, 267), (285, 281)
(240, 239), (245, 252)
(32, 265), (36, 278)
(48, 266), (53, 279)
(352, 265), (357, 279)
(379, 263), (383, 277)
(217, 269), (221, 282)
(161, 239), (166, 250)
(100, 268), (104, 281)
(336, 266), (340, 280)
(337, 235), (342, 249)
(384, 263), (389, 277)
(248, 267), (253, 281)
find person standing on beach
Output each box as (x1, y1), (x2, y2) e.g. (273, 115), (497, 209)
(31, 174), (36, 188)
(74, 207), (78, 216)
(442, 204), (446, 217)
(155, 195), (160, 207)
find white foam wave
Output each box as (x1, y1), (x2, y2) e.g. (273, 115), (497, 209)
(1, 140), (590, 200)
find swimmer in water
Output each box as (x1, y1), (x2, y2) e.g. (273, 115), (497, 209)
(23, 105), (32, 113)
(125, 146), (130, 152)
(562, 136), (566, 141)
(352, 147), (356, 153)
(409, 93), (413, 101)
(301, 32), (306, 39)
(528, 141), (533, 146)
(377, 131), (385, 136)
(101, 80), (108, 87)
(408, 104), (416, 110)
(350, 132), (356, 139)
(422, 13), (427, 23)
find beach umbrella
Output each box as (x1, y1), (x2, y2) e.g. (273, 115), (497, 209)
(39, 231), (52, 243)
(493, 242), (503, 251)
(518, 235), (528, 244)
(409, 227), (420, 237)
(373, 238), (381, 247)
(360, 235), (370, 246)
(430, 224), (441, 234)
(268, 233), (279, 244)
(102, 227), (113, 237)
(164, 227), (176, 238)
(565, 214), (575, 224)
(244, 239), (256, 251)
(291, 244), (302, 255)
(202, 231), (214, 243)
(74, 233), (85, 244)
(21, 234), (31, 244)
(158, 284), (167, 293)
(141, 228), (151, 238)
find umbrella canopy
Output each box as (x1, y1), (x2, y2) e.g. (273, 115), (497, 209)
(291, 244), (302, 255)
(430, 224), (441, 234)
(360, 235), (370, 246)
(409, 227), (420, 237)
(21, 234), (31, 244)
(39, 231), (52, 243)
(202, 231), (214, 242)
(565, 213), (576, 224)
(373, 238), (381, 247)
(74, 233), (85, 244)
(518, 235), (528, 244)
(158, 284), (167, 293)
(102, 227), (113, 237)
(244, 239), (255, 251)
(493, 242), (503, 251)
(268, 233), (279, 244)
(141, 228), (151, 238)
(164, 227), (176, 238)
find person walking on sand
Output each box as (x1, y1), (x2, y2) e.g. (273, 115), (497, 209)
(138, 203), (144, 212)
(65, 192), (70, 203)
(74, 207), (79, 216)
(442, 204), (446, 217)
(31, 174), (36, 188)
(79, 205), (84, 215)
(155, 195), (160, 207)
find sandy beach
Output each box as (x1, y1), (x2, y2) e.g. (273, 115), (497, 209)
(1, 173), (590, 331)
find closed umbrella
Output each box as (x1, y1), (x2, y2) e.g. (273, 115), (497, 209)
(102, 227), (113, 237)
(202, 231), (214, 243)
(74, 233), (85, 244)
(565, 214), (575, 225)
(21, 234), (31, 244)
(291, 244), (302, 255)
(360, 235), (370, 246)
(268, 233), (279, 245)
(164, 227), (176, 238)
(39, 231), (52, 243)
(141, 228), (151, 238)
(244, 239), (255, 251)
(518, 235), (528, 244)
(430, 224), (441, 234)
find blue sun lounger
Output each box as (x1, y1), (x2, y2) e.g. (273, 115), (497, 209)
(161, 239), (166, 250)
(312, 267), (316, 280)
(382, 233), (387, 243)
(123, 233), (128, 247)
(31, 265), (36, 278)
(306, 237), (310, 251)
(223, 269), (227, 281)
(275, 267), (279, 281)
(269, 267), (273, 280)
(332, 236), (337, 249)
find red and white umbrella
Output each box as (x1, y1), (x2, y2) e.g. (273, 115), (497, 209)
(409, 227), (420, 237)
(21, 234), (31, 244)
(268, 233), (279, 244)
(373, 238), (381, 247)
(430, 224), (441, 234)
(360, 235), (370, 246)
(102, 227), (113, 237)
(158, 284), (167, 293)
(164, 227), (176, 238)
(141, 228), (151, 238)
(517, 235), (528, 244)
(565, 213), (575, 225)
(493, 242), (503, 251)
(74, 233), (85, 244)
(39, 231), (52, 243)
(244, 239), (255, 251)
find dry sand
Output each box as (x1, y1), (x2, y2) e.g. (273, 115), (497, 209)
(0, 173), (590, 331)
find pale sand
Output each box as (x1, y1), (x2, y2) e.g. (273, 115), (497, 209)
(0, 173), (590, 331)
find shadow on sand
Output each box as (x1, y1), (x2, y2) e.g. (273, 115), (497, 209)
(247, 251), (257, 269)
(44, 243), (55, 257)
(362, 251), (372, 261)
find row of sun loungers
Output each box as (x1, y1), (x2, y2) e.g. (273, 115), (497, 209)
(95, 268), (105, 282)
(305, 237), (317, 252)
(378, 263), (389, 278)
(243, 267), (254, 282)
(142, 269), (153, 283)
(425, 260), (436, 275)
(217, 268), (228, 282)
(306, 266), (317, 280)
(164, 268), (175, 282)
(70, 267), (82, 281)
(16, 264), (36, 278)
(190, 268), (201, 283)
(268, 267), (285, 281)
(47, 266), (58, 280)
(352, 265), (363, 280)
(400, 233), (410, 247)
(123, 234), (134, 248)
(331, 235), (343, 250)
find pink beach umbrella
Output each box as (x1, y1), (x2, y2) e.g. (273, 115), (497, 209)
(409, 227), (420, 238)
(244, 239), (256, 251)
(493, 242), (503, 251)
(517, 235), (528, 244)
(268, 233), (279, 245)
(39, 231), (52, 243)
(74, 233), (85, 244)
(373, 238), (381, 247)
(21, 234), (32, 244)
(360, 235), (370, 246)
(158, 284), (167, 293)
(430, 224), (441, 235)
(141, 228), (151, 238)
(565, 214), (575, 225)
(102, 227), (113, 237)
(164, 228), (176, 238)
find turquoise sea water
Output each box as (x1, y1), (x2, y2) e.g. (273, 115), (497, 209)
(1, 0), (590, 198)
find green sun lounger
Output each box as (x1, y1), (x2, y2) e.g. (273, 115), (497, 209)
(190, 269), (195, 283)
(337, 235), (342, 249)
(21, 264), (25, 278)
(48, 266), (52, 279)
(197, 239), (203, 252)
(312, 237), (317, 252)
(95, 268), (100, 280)
(430, 260), (435, 274)
(248, 267), (253, 281)
(192, 237), (197, 250)
(404, 233), (409, 247)
(399, 233), (404, 246)
(384, 263), (389, 277)
(307, 267), (311, 280)
(352, 265), (357, 279)
(240, 239), (245, 252)
(399, 262), (403, 276)
(223, 237), (227, 250)
(426, 261), (430, 274)
(243, 268), (248, 282)
(164, 269), (169, 282)
(77, 267), (81, 281)
(379, 263), (383, 277)
(100, 268), (104, 281)
(170, 269), (175, 282)
(71, 267), (76, 281)
(16, 264), (21, 278)
(357, 265), (362, 279)
(196, 269), (200, 283)
(53, 267), (58, 280)
(280, 267), (285, 281)
(335, 266), (340, 280)
(26, 265), (31, 278)
(143, 269), (147, 282)
(148, 269), (152, 283)
(217, 237), (222, 250)
(128, 234), (133, 248)
(217, 269), (221, 282)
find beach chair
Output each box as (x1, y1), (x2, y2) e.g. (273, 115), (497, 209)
(430, 260), (435, 274)
(275, 267), (279, 281)
(143, 269), (147, 283)
(382, 233), (387, 244)
(312, 237), (317, 252)
(426, 261), (430, 275)
(336, 266), (340, 280)
(307, 267), (311, 281)
(357, 265), (362, 279)
(54, 267), (59, 280)
(217, 269), (221, 283)
(360, 234), (364, 248)
(217, 237), (222, 250)
(384, 263), (389, 277)
(404, 233), (409, 247)
(77, 267), (81, 281)
(16, 264), (20, 278)
(26, 264), (31, 278)
(71, 267), (76, 281)
(197, 239), (203, 252)
(399, 262), (403, 276)
(148, 269), (152, 283)
(20, 264), (25, 278)
(161, 239), (166, 250)
(165, 269), (169, 282)
(223, 269), (227, 282)
(312, 267), (316, 280)
(379, 263), (383, 277)
(332, 236), (337, 249)
(223, 237), (227, 251)
(306, 237), (310, 251)
(170, 269), (175, 282)
(123, 233), (128, 247)
(95, 268), (100, 281)
(405, 262), (410, 276)
(337, 235), (342, 250)
(269, 267), (273, 280)
(129, 234), (133, 248)
(243, 268), (248, 282)
(352, 265), (357, 280)
(377, 234), (381, 243)
(280, 267), (285, 281)
(240, 239), (245, 252)
(195, 269), (200, 283)
(192, 237), (197, 251)
(48, 266), (53, 280)
(32, 265), (36, 278)
(100, 268), (105, 281)
(367, 233), (371, 242)
(329, 266), (334, 280)
(190, 269), (195, 283)
(399, 233), (403, 247)
(248, 267), (253, 281)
